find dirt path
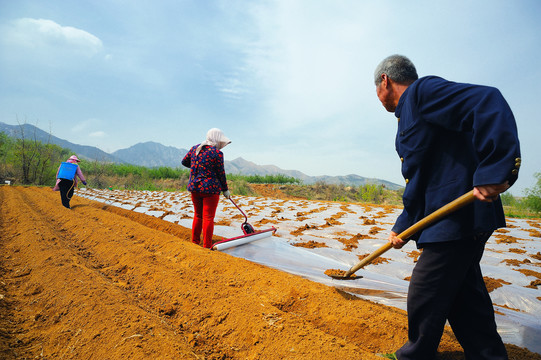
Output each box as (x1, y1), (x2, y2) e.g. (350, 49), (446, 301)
(0, 186), (538, 359)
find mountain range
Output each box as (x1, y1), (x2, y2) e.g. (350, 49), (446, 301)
(0, 122), (401, 190)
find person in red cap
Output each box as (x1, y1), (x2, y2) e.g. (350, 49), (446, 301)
(52, 155), (87, 209)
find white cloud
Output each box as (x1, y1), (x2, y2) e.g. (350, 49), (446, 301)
(89, 131), (106, 138)
(238, 2), (382, 130)
(215, 73), (247, 100)
(70, 118), (104, 136)
(3, 18), (103, 56)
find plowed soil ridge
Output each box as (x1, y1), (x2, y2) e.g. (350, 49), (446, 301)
(0, 186), (538, 359)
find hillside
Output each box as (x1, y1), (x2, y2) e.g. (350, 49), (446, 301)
(0, 122), (121, 163)
(111, 141), (188, 168)
(0, 121), (401, 189)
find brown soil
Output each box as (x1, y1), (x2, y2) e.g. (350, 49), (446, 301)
(292, 240), (328, 249)
(1, 186), (539, 359)
(369, 226), (384, 235)
(483, 277), (512, 293)
(357, 254), (390, 265)
(529, 229), (541, 238)
(407, 250), (422, 262)
(494, 234), (522, 244)
(362, 218), (377, 225)
(336, 236), (360, 251)
(322, 217), (344, 227)
(517, 269), (541, 281)
(290, 224), (318, 236)
(249, 184), (304, 200)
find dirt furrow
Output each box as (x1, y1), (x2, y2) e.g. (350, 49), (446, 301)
(1, 187), (199, 359)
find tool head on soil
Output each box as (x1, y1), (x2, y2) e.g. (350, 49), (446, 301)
(325, 269), (363, 280)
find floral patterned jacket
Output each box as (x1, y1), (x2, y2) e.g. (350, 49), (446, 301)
(182, 144), (228, 194)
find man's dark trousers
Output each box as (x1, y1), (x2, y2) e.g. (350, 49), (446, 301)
(396, 233), (508, 360)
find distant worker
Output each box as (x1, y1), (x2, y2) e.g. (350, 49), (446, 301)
(53, 155), (87, 209)
(373, 55), (520, 360)
(182, 128), (231, 249)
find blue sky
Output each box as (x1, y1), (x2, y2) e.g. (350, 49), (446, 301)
(1, 0), (540, 195)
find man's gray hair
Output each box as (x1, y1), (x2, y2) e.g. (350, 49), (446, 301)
(374, 55), (418, 86)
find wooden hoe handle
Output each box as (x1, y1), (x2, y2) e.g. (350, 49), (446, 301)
(343, 190), (475, 278)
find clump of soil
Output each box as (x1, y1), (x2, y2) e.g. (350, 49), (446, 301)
(517, 269), (541, 280)
(528, 229), (541, 238)
(321, 217), (343, 227)
(527, 280), (541, 289)
(494, 234), (522, 244)
(158, 210), (175, 219)
(215, 219), (232, 226)
(293, 240), (328, 249)
(336, 236), (359, 251)
(509, 248), (527, 254)
(407, 250), (422, 262)
(340, 205), (354, 213)
(296, 211), (309, 221)
(255, 218), (278, 225)
(351, 233), (374, 241)
(290, 224), (318, 236)
(357, 253), (390, 265)
(502, 259), (532, 267)
(362, 218), (376, 225)
(369, 226), (384, 235)
(483, 277), (512, 293)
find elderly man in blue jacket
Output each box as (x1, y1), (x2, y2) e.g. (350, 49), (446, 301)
(374, 55), (521, 360)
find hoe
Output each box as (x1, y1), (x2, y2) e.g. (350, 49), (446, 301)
(328, 190), (475, 280)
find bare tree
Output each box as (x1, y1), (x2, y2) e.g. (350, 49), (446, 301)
(13, 117), (65, 185)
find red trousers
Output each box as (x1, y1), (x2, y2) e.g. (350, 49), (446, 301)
(190, 192), (220, 248)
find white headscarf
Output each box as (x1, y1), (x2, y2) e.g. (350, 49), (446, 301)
(195, 128), (231, 155)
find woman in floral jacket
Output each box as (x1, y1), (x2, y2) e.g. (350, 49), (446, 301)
(182, 128), (231, 248)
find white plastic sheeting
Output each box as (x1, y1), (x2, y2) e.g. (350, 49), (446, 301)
(212, 230), (274, 250)
(78, 188), (541, 354)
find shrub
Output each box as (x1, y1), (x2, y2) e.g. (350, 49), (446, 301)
(524, 172), (541, 214)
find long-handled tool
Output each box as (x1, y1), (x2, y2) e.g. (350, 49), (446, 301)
(212, 197), (277, 251)
(329, 190), (475, 279)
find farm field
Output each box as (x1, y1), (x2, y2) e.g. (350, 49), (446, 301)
(1, 185), (540, 359)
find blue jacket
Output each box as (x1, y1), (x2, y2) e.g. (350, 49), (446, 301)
(393, 76), (521, 246)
